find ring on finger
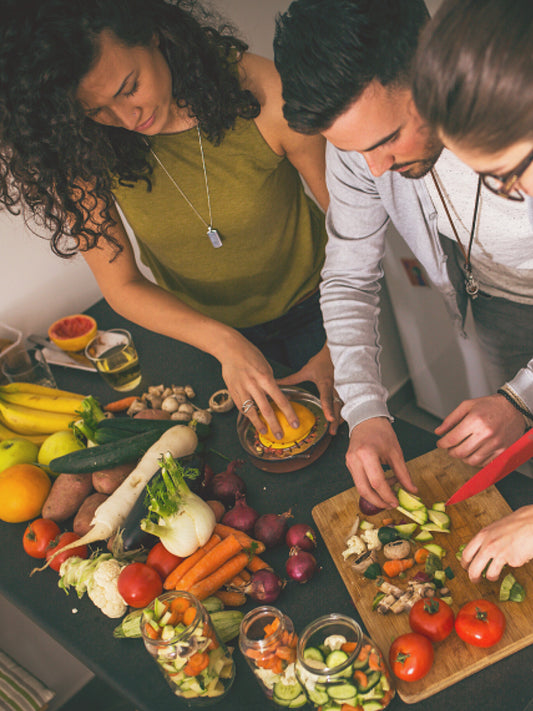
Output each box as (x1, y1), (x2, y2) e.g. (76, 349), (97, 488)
(241, 399), (256, 414)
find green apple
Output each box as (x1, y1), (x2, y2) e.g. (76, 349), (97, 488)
(38, 430), (84, 475)
(0, 438), (40, 473)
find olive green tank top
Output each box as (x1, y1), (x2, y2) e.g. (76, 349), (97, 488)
(113, 117), (327, 328)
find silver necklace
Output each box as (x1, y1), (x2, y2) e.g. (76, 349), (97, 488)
(149, 125), (223, 248)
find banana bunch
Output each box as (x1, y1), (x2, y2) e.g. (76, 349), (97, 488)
(0, 382), (86, 442)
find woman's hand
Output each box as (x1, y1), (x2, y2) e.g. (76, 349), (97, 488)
(435, 394), (526, 466)
(218, 333), (300, 439)
(460, 505), (533, 581)
(278, 343), (342, 434)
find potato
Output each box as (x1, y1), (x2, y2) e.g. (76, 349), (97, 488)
(92, 463), (135, 495)
(73, 492), (108, 537)
(134, 409), (170, 419)
(42, 473), (93, 523)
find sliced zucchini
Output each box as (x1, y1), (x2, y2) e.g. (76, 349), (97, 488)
(427, 509), (451, 529)
(325, 650), (349, 669)
(414, 530), (434, 542)
(397, 488), (425, 511)
(288, 694), (308, 708)
(273, 681), (304, 702)
(394, 522), (418, 538)
(363, 701), (387, 711)
(396, 505), (428, 525)
(432, 502), (446, 512)
(303, 647), (325, 663)
(420, 523), (450, 534)
(307, 687), (329, 706)
(424, 543), (446, 558)
(327, 682), (358, 700)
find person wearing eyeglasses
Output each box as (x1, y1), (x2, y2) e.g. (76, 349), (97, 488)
(411, 0), (533, 585)
(274, 0), (533, 513)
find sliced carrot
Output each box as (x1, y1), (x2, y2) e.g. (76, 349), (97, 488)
(382, 558), (414, 577)
(341, 641), (358, 654)
(264, 616), (280, 637)
(170, 596), (191, 614)
(354, 670), (368, 689)
(356, 644), (371, 664)
(214, 589), (247, 607)
(183, 605), (197, 627)
(143, 623), (160, 640)
(381, 517), (394, 526)
(272, 657), (284, 675)
(184, 652), (209, 676)
(103, 396), (139, 412)
(178, 535), (243, 591)
(276, 646), (296, 662)
(341, 704), (363, 711)
(368, 651), (384, 672)
(188, 551), (250, 601)
(163, 533), (221, 590)
(414, 548), (430, 565)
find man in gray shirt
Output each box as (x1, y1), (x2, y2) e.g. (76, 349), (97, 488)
(274, 0), (533, 509)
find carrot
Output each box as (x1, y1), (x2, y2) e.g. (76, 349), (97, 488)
(143, 622), (159, 640)
(341, 704), (363, 711)
(184, 652), (210, 676)
(104, 396), (139, 412)
(414, 548), (430, 565)
(356, 644), (371, 664)
(381, 517), (394, 526)
(246, 555), (272, 573)
(170, 595), (190, 614)
(178, 535), (243, 591)
(354, 670), (368, 689)
(264, 616), (280, 637)
(368, 651), (384, 672)
(163, 533), (221, 590)
(275, 646), (296, 662)
(214, 523), (266, 553)
(382, 558), (414, 577)
(341, 642), (358, 654)
(214, 589), (247, 607)
(183, 605), (197, 627)
(188, 551), (250, 600)
(227, 572), (247, 589)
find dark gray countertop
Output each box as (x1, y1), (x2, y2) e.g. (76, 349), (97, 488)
(1, 299), (531, 711)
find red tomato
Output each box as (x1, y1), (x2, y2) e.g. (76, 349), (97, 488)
(409, 597), (455, 642)
(117, 562), (163, 608)
(389, 633), (434, 682)
(23, 518), (61, 559)
(45, 531), (88, 572)
(145, 541), (183, 581)
(454, 599), (506, 648)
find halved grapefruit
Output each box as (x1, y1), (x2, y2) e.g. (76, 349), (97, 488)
(258, 401), (316, 449)
(48, 314), (98, 352)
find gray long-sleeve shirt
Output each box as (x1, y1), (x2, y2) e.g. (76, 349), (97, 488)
(322, 142), (533, 432)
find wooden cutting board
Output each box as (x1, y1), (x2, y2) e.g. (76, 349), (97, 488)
(312, 448), (533, 704)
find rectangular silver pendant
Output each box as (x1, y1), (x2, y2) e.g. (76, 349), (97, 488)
(207, 228), (223, 248)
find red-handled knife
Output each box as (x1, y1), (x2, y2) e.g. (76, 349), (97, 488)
(446, 428), (533, 505)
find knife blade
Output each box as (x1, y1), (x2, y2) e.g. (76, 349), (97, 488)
(27, 334), (96, 372)
(446, 427), (533, 504)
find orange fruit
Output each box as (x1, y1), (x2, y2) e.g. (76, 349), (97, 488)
(48, 314), (97, 352)
(258, 401), (316, 449)
(0, 463), (51, 523)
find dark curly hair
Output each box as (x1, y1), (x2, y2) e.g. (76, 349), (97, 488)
(0, 0), (260, 257)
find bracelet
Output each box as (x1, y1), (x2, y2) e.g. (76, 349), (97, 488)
(496, 387), (533, 421)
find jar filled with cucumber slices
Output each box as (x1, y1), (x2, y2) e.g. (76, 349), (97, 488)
(141, 591), (235, 705)
(295, 613), (394, 711)
(238, 606), (307, 708)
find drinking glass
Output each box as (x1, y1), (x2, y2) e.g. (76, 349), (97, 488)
(1, 347), (57, 388)
(84, 329), (142, 392)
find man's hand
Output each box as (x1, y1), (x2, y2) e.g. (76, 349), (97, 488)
(435, 394), (526, 466)
(346, 417), (417, 509)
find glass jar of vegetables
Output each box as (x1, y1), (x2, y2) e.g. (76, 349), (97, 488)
(295, 613), (395, 711)
(239, 605), (306, 708)
(141, 590), (235, 705)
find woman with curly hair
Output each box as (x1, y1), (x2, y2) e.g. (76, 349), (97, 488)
(0, 0), (338, 438)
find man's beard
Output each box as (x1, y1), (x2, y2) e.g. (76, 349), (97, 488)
(391, 134), (444, 179)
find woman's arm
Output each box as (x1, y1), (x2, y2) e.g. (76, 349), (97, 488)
(239, 53), (329, 212)
(81, 203), (299, 437)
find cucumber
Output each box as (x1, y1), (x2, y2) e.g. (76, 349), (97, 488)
(327, 682), (358, 700)
(363, 701), (386, 711)
(273, 681), (304, 701)
(307, 687), (329, 705)
(98, 417), (210, 440)
(303, 647), (325, 663)
(325, 650), (349, 668)
(48, 429), (164, 473)
(357, 671), (381, 694)
(288, 694), (307, 708)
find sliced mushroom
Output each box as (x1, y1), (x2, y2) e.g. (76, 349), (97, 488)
(351, 549), (378, 574)
(184, 385), (195, 399)
(126, 399), (146, 417)
(208, 389), (234, 413)
(383, 539), (411, 560)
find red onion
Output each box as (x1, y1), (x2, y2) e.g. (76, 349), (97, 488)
(244, 569), (285, 603)
(254, 509), (293, 548)
(208, 460), (246, 507)
(285, 546), (318, 584)
(222, 491), (258, 535)
(285, 523), (317, 552)
(358, 496), (386, 516)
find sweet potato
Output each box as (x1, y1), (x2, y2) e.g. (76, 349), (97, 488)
(73, 492), (108, 537)
(134, 409), (170, 420)
(42, 473), (93, 523)
(92, 463), (135, 495)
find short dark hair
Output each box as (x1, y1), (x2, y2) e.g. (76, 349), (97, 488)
(413, 0), (533, 153)
(273, 0), (429, 134)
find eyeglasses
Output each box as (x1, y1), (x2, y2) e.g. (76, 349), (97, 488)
(480, 146), (533, 201)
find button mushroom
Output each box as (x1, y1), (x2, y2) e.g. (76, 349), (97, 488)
(383, 539), (411, 560)
(351, 549), (378, 575)
(208, 389), (234, 413)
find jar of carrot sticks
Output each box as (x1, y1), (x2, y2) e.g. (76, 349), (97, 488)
(238, 606), (306, 707)
(141, 590), (235, 705)
(295, 613), (395, 710)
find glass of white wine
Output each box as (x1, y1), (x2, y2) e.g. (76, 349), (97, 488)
(85, 329), (142, 392)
